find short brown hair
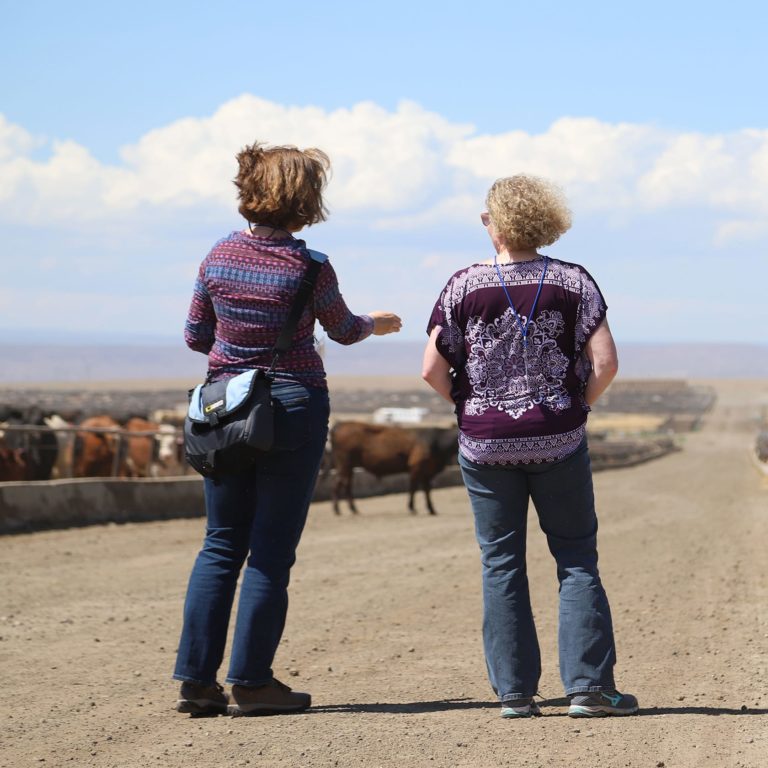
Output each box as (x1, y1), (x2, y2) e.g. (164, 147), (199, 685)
(486, 174), (572, 250)
(234, 142), (330, 230)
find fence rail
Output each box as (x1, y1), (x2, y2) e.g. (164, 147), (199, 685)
(0, 424), (181, 437)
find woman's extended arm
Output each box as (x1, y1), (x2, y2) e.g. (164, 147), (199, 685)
(314, 261), (401, 342)
(584, 318), (619, 406)
(422, 326), (454, 403)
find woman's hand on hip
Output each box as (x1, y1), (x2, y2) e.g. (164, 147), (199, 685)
(369, 311), (402, 336)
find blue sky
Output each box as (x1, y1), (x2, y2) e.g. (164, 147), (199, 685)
(1, 0), (767, 345)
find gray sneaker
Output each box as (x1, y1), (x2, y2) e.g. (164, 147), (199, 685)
(228, 678), (311, 716)
(500, 698), (542, 718)
(568, 690), (639, 717)
(176, 681), (229, 715)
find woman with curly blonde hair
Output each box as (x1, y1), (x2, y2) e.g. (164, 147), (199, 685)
(422, 174), (637, 719)
(173, 142), (401, 717)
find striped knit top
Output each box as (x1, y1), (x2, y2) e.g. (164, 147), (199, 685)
(184, 231), (374, 389)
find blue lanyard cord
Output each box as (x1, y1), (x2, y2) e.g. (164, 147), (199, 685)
(493, 254), (549, 348)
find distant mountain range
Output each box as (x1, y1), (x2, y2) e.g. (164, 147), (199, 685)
(322, 341), (768, 380)
(0, 340), (766, 383)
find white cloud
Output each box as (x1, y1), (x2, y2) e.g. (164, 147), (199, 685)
(637, 129), (768, 213)
(0, 114), (40, 162)
(447, 117), (664, 210)
(1, 98), (768, 243)
(713, 218), (768, 245)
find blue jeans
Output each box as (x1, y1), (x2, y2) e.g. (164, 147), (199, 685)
(173, 381), (330, 686)
(458, 439), (617, 701)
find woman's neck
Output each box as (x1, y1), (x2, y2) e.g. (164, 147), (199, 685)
(496, 247), (541, 263)
(246, 223), (294, 240)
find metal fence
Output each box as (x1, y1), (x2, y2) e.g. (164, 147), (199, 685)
(0, 423), (187, 479)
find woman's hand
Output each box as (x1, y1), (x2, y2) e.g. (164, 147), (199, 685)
(369, 311), (402, 336)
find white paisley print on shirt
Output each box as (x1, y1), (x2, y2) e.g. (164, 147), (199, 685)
(464, 308), (571, 419)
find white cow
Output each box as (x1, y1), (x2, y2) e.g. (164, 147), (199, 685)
(45, 414), (75, 479)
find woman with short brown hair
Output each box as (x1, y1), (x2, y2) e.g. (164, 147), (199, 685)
(234, 143), (331, 231)
(173, 142), (401, 716)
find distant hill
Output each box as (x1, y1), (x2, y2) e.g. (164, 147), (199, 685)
(602, 343), (768, 379)
(328, 341), (768, 380)
(0, 340), (766, 383)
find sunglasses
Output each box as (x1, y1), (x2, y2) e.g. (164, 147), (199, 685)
(480, 212), (491, 226)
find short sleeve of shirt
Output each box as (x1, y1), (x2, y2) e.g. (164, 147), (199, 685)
(426, 273), (467, 370)
(575, 267), (608, 353)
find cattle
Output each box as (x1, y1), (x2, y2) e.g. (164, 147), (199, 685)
(329, 421), (458, 516)
(0, 406), (58, 481)
(122, 417), (159, 477)
(45, 414), (75, 479)
(71, 415), (186, 478)
(154, 423), (186, 476)
(0, 406), (188, 480)
(121, 418), (185, 477)
(0, 438), (32, 482)
(72, 415), (122, 478)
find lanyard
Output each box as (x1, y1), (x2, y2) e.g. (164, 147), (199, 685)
(493, 254), (549, 349)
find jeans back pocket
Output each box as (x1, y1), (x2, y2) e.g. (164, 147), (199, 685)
(271, 390), (311, 451)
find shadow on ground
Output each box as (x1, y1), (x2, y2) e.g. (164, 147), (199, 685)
(311, 697), (768, 718)
(310, 698), (498, 714)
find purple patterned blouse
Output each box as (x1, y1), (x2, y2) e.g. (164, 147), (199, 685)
(427, 255), (607, 465)
(185, 231), (374, 389)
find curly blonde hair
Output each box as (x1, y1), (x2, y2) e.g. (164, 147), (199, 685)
(486, 175), (572, 250)
(234, 142), (330, 230)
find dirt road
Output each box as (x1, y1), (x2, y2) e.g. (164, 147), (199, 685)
(1, 381), (767, 768)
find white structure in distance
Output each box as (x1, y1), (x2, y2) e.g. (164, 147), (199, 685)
(373, 407), (429, 425)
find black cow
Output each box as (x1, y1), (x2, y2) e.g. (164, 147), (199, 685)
(0, 405), (58, 481)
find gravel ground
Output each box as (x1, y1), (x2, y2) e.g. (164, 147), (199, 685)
(1, 380), (767, 768)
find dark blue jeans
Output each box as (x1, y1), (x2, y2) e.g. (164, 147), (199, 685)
(173, 381), (330, 686)
(458, 439), (617, 701)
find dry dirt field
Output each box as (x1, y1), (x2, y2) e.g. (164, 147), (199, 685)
(1, 380), (767, 768)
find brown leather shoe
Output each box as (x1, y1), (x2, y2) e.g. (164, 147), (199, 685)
(176, 681), (229, 715)
(228, 678), (311, 716)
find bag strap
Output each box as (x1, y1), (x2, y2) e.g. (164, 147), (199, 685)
(269, 249), (328, 371)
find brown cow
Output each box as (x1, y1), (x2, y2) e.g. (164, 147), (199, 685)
(0, 439), (31, 482)
(122, 417), (160, 477)
(72, 415), (122, 478)
(125, 419), (186, 477)
(73, 416), (182, 478)
(329, 421), (457, 515)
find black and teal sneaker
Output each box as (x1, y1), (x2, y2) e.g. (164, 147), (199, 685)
(500, 698), (542, 718)
(568, 690), (638, 717)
